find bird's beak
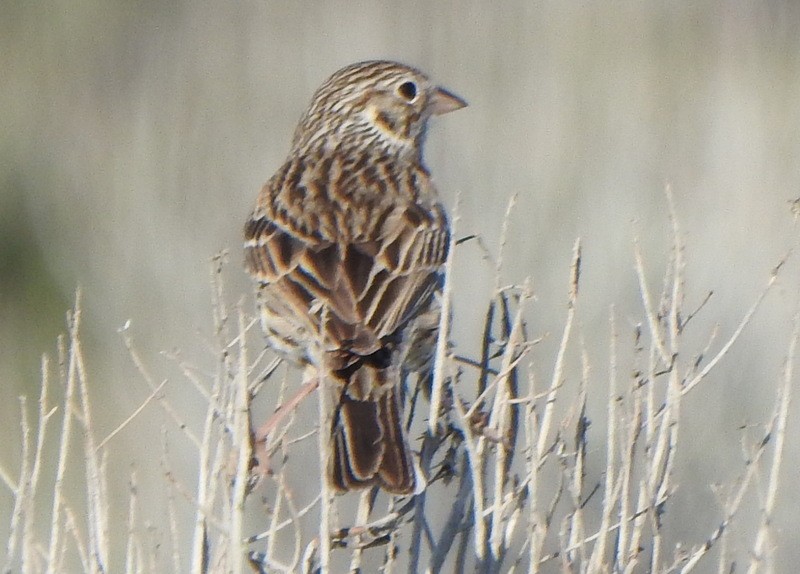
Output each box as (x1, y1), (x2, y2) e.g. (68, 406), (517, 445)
(429, 87), (468, 116)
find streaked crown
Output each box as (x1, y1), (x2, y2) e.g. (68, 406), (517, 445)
(290, 60), (466, 160)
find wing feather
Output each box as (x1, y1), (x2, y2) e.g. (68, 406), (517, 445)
(244, 153), (449, 359)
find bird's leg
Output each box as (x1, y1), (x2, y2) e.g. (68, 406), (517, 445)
(253, 378), (320, 447)
(250, 373), (319, 486)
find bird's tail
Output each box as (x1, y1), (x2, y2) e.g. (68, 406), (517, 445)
(330, 381), (416, 495)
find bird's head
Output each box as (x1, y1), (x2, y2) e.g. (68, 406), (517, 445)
(291, 60), (466, 160)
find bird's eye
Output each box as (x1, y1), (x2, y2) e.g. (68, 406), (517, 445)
(397, 81), (418, 102)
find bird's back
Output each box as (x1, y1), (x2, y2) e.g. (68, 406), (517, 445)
(244, 146), (450, 369)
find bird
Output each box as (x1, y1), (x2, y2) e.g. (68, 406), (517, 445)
(243, 60), (466, 494)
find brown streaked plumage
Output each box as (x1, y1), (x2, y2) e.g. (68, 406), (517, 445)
(244, 60), (466, 494)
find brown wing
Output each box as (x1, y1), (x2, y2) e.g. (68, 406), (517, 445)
(244, 153), (449, 360)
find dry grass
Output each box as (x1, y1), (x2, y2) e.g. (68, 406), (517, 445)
(0, 191), (793, 573)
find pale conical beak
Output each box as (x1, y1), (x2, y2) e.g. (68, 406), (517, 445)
(429, 87), (468, 116)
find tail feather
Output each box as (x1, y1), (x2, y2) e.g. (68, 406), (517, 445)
(376, 390), (415, 493)
(330, 386), (416, 494)
(338, 397), (384, 482)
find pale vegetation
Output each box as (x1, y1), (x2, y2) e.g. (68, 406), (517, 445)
(1, 193), (792, 573)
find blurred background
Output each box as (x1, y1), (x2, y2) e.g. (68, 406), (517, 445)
(3, 1), (800, 570)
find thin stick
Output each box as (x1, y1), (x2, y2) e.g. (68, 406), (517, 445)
(316, 368), (332, 572)
(587, 307), (619, 572)
(488, 284), (528, 558)
(46, 300), (82, 574)
(746, 308), (798, 573)
(190, 355), (222, 572)
(2, 397), (30, 572)
(682, 258), (783, 395)
(494, 193), (518, 293)
(228, 305), (253, 574)
(537, 238), (581, 457)
(97, 379), (169, 451)
(125, 469), (138, 574)
(23, 355), (56, 573)
(429, 192), (460, 434)
(452, 389), (487, 560)
(121, 328), (200, 448)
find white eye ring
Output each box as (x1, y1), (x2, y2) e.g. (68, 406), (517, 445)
(396, 81), (418, 102)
